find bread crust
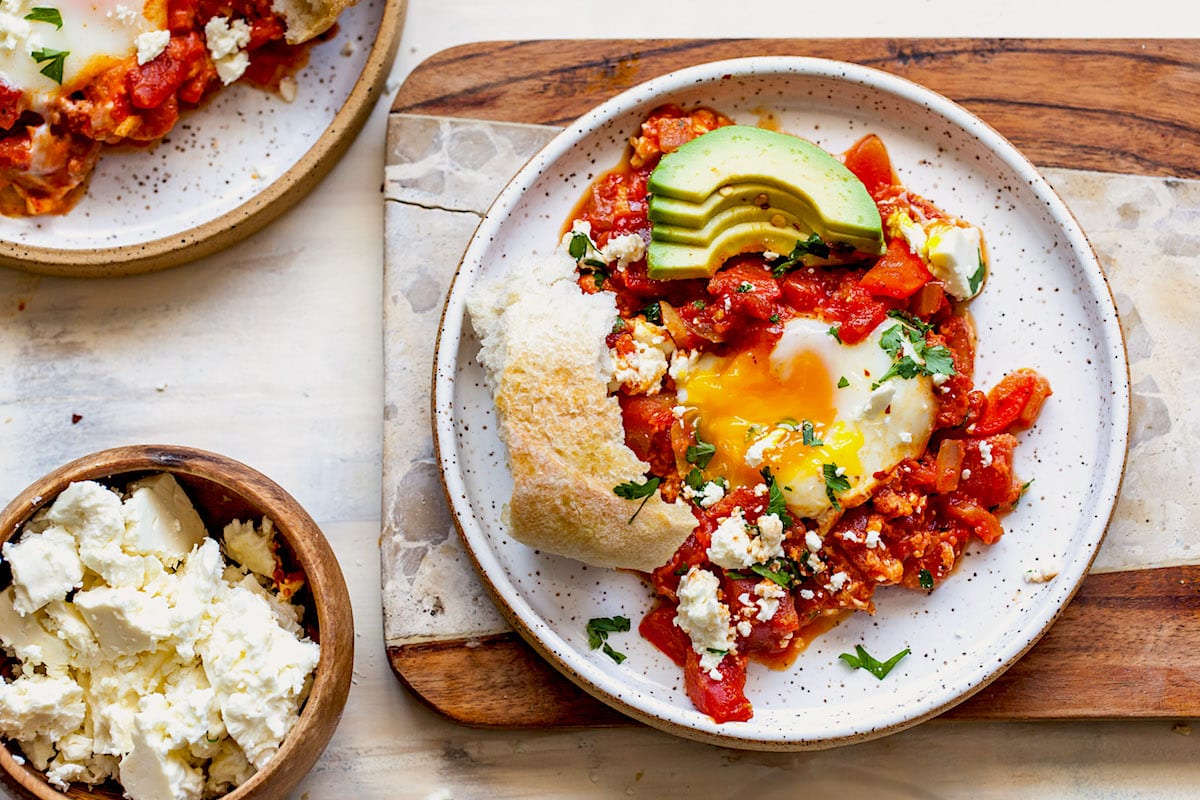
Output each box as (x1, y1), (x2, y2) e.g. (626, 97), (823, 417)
(468, 250), (696, 573)
(271, 0), (354, 44)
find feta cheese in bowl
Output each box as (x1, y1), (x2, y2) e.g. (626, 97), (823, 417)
(0, 446), (353, 800)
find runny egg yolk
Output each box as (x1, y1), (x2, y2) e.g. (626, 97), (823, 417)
(678, 339), (865, 493)
(675, 316), (937, 519)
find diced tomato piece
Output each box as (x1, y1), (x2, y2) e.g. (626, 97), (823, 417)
(0, 80), (23, 130)
(707, 257), (781, 322)
(974, 369), (1053, 436)
(957, 435), (1023, 510)
(859, 237), (934, 299)
(617, 394), (678, 485)
(940, 496), (1005, 545)
(650, 533), (708, 599)
(684, 649), (752, 723)
(128, 33), (209, 110)
(639, 603), (689, 666)
(843, 134), (898, 199)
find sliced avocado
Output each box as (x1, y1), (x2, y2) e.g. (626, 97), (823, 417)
(645, 125), (883, 279)
(651, 205), (813, 247)
(649, 182), (822, 229)
(647, 224), (826, 280)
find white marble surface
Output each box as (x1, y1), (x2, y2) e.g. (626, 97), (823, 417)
(2, 1), (1200, 797)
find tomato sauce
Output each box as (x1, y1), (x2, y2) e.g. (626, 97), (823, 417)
(572, 106), (1052, 722)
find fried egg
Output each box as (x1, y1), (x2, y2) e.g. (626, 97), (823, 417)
(675, 317), (936, 518)
(0, 0), (166, 104)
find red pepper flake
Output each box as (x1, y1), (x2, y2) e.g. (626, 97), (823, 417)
(70, 413), (82, 424)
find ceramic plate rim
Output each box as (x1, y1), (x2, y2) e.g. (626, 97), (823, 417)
(0, 0), (405, 278)
(432, 56), (1130, 750)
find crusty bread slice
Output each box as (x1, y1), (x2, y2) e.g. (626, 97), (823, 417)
(271, 0), (354, 44)
(468, 248), (696, 573)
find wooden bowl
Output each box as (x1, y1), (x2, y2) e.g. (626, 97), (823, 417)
(0, 445), (354, 800)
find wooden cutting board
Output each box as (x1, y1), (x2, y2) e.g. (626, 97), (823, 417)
(383, 38), (1200, 728)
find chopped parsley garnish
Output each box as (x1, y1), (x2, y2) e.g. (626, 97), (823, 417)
(837, 376), (850, 388)
(769, 313), (780, 324)
(592, 267), (609, 289)
(839, 644), (911, 679)
(1015, 478), (1034, 506)
(822, 463), (851, 510)
(758, 466), (793, 528)
(611, 318), (626, 334)
(586, 616), (631, 664)
(692, 299), (707, 310)
(613, 477), (661, 523)
(871, 322), (956, 390)
(24, 7), (63, 27)
(801, 420), (822, 447)
(770, 233), (831, 276)
(885, 308), (933, 335)
(750, 558), (800, 589)
(642, 301), (662, 325)
(31, 47), (67, 84)
(686, 438), (716, 469)
(736, 282), (753, 293)
(706, 648), (729, 656)
(919, 569), (934, 589)
(828, 325), (843, 344)
(684, 467), (706, 492)
(968, 251), (985, 295)
(568, 230), (608, 271)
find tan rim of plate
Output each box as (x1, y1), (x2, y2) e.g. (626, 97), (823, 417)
(0, 0), (405, 279)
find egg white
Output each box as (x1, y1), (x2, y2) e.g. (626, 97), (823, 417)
(0, 0), (166, 105)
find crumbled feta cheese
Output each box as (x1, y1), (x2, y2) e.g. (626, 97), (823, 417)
(122, 474), (207, 567)
(204, 17), (252, 85)
(0, 12), (31, 52)
(107, 4), (141, 23)
(834, 465), (847, 478)
(898, 430), (913, 444)
(706, 508), (786, 569)
(669, 349), (699, 388)
(827, 571), (849, 593)
(735, 620), (752, 638)
(932, 372), (950, 387)
(961, 468), (972, 480)
(2, 524), (84, 615)
(744, 427), (786, 469)
(682, 480), (725, 509)
(222, 518), (278, 578)
(804, 529), (822, 553)
(857, 382), (895, 420)
(926, 222), (985, 300)
(762, 250), (780, 261)
(673, 567), (736, 679)
(978, 440), (994, 468)
(864, 522), (882, 550)
(599, 232), (646, 269)
(752, 580), (786, 622)
(610, 318), (673, 395)
(798, 589), (815, 600)
(1024, 565), (1059, 584)
(135, 30), (170, 65)
(0, 673), (85, 743)
(753, 483), (769, 496)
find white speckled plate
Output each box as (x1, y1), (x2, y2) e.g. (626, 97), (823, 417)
(433, 58), (1129, 750)
(0, 0), (403, 277)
